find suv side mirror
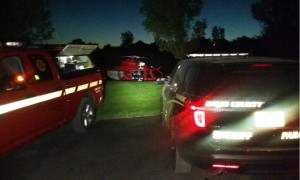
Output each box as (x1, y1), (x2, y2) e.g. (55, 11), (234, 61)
(156, 75), (170, 85)
(166, 75), (171, 84)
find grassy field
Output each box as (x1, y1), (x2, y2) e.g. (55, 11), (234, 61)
(96, 80), (163, 120)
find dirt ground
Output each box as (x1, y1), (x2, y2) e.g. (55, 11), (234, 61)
(0, 116), (298, 180)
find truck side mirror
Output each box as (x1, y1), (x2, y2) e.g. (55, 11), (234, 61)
(0, 75), (26, 92)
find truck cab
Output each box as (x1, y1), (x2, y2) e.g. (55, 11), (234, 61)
(0, 43), (104, 156)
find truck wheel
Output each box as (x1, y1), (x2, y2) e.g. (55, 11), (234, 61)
(72, 97), (96, 133)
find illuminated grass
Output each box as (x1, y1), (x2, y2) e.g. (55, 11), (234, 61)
(96, 80), (163, 120)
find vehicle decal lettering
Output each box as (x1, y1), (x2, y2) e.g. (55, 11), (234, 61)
(212, 130), (253, 140)
(281, 131), (300, 140)
(94, 87), (101, 93)
(205, 101), (264, 108)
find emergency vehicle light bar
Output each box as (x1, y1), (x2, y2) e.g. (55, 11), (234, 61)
(6, 42), (23, 47)
(187, 53), (249, 58)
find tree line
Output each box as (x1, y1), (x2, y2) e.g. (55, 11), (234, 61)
(0, 0), (298, 60)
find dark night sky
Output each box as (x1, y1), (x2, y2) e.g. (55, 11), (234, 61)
(47, 0), (261, 47)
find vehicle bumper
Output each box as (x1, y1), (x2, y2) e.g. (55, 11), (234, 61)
(177, 139), (299, 174)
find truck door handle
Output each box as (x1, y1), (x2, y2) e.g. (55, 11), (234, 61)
(64, 82), (69, 87)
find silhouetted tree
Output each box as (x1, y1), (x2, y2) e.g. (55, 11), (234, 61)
(192, 19), (207, 39)
(219, 27), (225, 40)
(70, 38), (86, 44)
(188, 38), (212, 53)
(211, 26), (225, 41)
(231, 36), (256, 53)
(121, 31), (134, 47)
(211, 26), (219, 41)
(251, 0), (299, 59)
(188, 19), (210, 53)
(140, 0), (203, 59)
(0, 0), (54, 43)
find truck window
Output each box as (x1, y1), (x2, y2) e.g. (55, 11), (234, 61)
(0, 56), (25, 92)
(29, 55), (53, 82)
(56, 55), (94, 73)
(55, 55), (97, 79)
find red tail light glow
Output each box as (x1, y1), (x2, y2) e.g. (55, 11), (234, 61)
(212, 164), (240, 169)
(251, 63), (273, 68)
(190, 105), (197, 110)
(194, 111), (205, 127)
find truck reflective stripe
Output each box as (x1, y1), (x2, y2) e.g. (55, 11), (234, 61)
(0, 79), (102, 115)
(64, 87), (76, 95)
(0, 90), (63, 115)
(77, 83), (89, 91)
(89, 81), (98, 88)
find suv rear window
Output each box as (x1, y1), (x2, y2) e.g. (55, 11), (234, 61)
(184, 62), (299, 98)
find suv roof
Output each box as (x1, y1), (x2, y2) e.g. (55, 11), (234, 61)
(183, 56), (298, 64)
(172, 55), (298, 98)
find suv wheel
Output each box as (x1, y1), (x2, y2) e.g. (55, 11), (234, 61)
(72, 97), (96, 133)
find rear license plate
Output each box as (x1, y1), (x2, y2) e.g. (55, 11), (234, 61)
(254, 111), (285, 128)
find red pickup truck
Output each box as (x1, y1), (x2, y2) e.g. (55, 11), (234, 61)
(0, 43), (105, 156)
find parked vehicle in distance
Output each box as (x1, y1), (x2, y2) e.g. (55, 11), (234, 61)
(0, 43), (105, 157)
(106, 56), (164, 81)
(160, 53), (299, 174)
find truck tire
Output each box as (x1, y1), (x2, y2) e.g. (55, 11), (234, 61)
(72, 97), (96, 133)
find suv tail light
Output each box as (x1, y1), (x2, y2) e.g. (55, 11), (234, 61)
(185, 99), (207, 129)
(194, 111), (205, 127)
